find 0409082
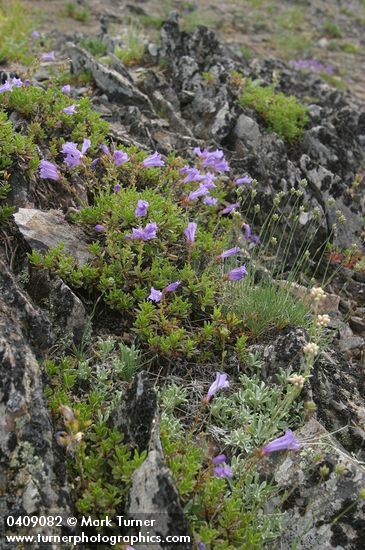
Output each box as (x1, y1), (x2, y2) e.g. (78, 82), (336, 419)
(6, 516), (63, 527)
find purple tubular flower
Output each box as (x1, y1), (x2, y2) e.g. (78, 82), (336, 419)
(242, 223), (260, 244)
(218, 246), (240, 259)
(81, 139), (91, 155)
(214, 464), (233, 478)
(202, 172), (216, 188)
(41, 51), (56, 61)
(39, 160), (60, 181)
(182, 167), (205, 184)
(101, 143), (110, 155)
(206, 372), (229, 401)
(193, 147), (203, 157)
(24, 79), (31, 86)
(62, 84), (71, 95)
(126, 222), (158, 241)
(200, 149), (230, 172)
(235, 175), (252, 186)
(184, 222), (197, 245)
(62, 104), (79, 115)
(212, 454), (226, 465)
(135, 199), (149, 217)
(148, 287), (163, 303)
(126, 547), (135, 550)
(203, 196), (218, 206)
(113, 149), (129, 166)
(0, 80), (14, 94)
(12, 77), (23, 88)
(221, 203), (239, 215)
(61, 140), (90, 168)
(143, 152), (165, 167)
(142, 222), (158, 240)
(113, 183), (121, 192)
(197, 544), (206, 550)
(188, 184), (209, 201)
(163, 280), (181, 293)
(91, 158), (100, 170)
(95, 224), (104, 233)
(31, 30), (40, 38)
(226, 265), (247, 281)
(262, 429), (301, 455)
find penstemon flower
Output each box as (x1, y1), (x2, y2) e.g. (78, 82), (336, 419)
(148, 287), (162, 303)
(261, 429), (301, 455)
(226, 265), (247, 281)
(135, 200), (149, 217)
(205, 372), (229, 402)
(184, 222), (197, 245)
(143, 152), (164, 167)
(62, 104), (79, 115)
(39, 160), (60, 181)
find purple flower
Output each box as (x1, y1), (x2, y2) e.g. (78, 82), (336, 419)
(142, 222), (158, 240)
(62, 104), (79, 115)
(113, 149), (129, 166)
(62, 84), (71, 95)
(214, 464), (233, 478)
(182, 166), (205, 184)
(200, 149), (230, 172)
(202, 172), (216, 188)
(235, 175), (252, 186)
(61, 139), (90, 168)
(184, 222), (197, 245)
(0, 80), (14, 94)
(135, 200), (149, 217)
(39, 160), (60, 181)
(95, 224), (104, 233)
(91, 158), (100, 170)
(242, 223), (260, 244)
(148, 287), (163, 303)
(226, 265), (247, 281)
(206, 372), (229, 402)
(212, 454), (226, 465)
(218, 246), (240, 259)
(24, 79), (31, 86)
(143, 152), (165, 167)
(203, 196), (218, 206)
(12, 78), (23, 88)
(31, 30), (40, 39)
(41, 51), (56, 62)
(188, 184), (210, 201)
(126, 547), (135, 550)
(101, 144), (110, 155)
(262, 429), (301, 455)
(163, 280), (181, 293)
(193, 147), (203, 157)
(221, 203), (239, 215)
(125, 222), (158, 241)
(113, 184), (121, 192)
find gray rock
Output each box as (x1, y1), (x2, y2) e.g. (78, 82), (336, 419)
(0, 261), (75, 549)
(14, 208), (91, 266)
(111, 371), (158, 453)
(67, 44), (155, 113)
(264, 419), (365, 550)
(234, 113), (261, 146)
(28, 272), (89, 348)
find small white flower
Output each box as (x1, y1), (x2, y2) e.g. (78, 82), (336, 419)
(317, 314), (330, 327)
(288, 374), (306, 388)
(303, 342), (319, 357)
(310, 286), (325, 302)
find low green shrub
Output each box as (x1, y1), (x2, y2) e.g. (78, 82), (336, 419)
(239, 79), (308, 143)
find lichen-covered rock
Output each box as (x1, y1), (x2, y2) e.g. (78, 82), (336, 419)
(0, 261), (75, 549)
(263, 419), (365, 550)
(67, 44), (155, 113)
(310, 348), (365, 461)
(126, 424), (192, 550)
